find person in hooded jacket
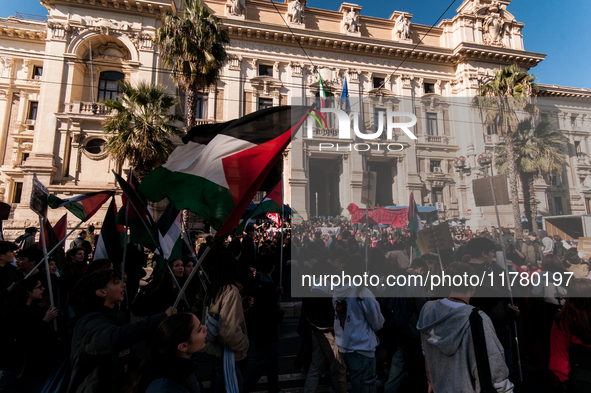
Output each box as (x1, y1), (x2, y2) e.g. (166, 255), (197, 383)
(417, 262), (514, 393)
(333, 254), (384, 393)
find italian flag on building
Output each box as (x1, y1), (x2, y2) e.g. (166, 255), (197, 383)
(140, 106), (310, 237)
(318, 73), (327, 108)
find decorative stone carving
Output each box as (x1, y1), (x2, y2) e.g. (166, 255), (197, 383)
(226, 0), (245, 18)
(286, 0), (305, 26)
(347, 68), (359, 82)
(482, 1), (506, 47)
(289, 61), (303, 76)
(228, 54), (242, 70)
(92, 42), (130, 60)
(0, 57), (14, 78)
(47, 21), (69, 40)
(400, 74), (413, 89)
(393, 13), (411, 41)
(341, 7), (360, 34)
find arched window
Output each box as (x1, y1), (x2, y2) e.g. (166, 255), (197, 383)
(98, 71), (124, 101)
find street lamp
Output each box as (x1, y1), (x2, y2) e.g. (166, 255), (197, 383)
(453, 156), (471, 179)
(477, 151), (494, 175)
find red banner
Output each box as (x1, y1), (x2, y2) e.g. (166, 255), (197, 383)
(347, 204), (408, 227)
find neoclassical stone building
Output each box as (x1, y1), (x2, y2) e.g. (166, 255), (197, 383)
(0, 0), (590, 237)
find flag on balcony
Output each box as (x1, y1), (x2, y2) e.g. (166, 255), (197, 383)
(340, 76), (351, 114)
(318, 74), (327, 109)
(139, 106), (310, 238)
(408, 192), (423, 258)
(48, 191), (115, 222)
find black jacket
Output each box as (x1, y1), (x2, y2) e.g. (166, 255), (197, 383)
(68, 306), (166, 393)
(145, 357), (202, 393)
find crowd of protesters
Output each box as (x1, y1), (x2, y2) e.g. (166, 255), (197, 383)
(0, 215), (590, 393)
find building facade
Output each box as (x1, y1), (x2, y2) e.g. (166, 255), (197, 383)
(0, 0), (590, 237)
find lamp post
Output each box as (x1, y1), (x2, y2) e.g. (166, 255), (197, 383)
(453, 155), (471, 179)
(477, 151), (494, 176)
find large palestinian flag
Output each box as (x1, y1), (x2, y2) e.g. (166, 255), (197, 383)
(93, 198), (125, 264)
(140, 106), (310, 237)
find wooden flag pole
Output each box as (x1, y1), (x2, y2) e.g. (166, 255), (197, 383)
(278, 174), (285, 306)
(38, 215), (57, 330)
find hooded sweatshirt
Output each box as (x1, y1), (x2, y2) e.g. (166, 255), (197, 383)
(416, 299), (514, 393)
(332, 284), (384, 357)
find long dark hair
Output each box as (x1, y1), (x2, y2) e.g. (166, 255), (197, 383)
(556, 278), (591, 342)
(4, 278), (40, 310)
(127, 313), (196, 393)
(71, 268), (119, 311)
(205, 251), (241, 306)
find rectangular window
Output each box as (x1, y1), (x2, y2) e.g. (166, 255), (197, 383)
(586, 198), (591, 215)
(426, 112), (438, 136)
(554, 197), (563, 215)
(424, 83), (435, 94)
(575, 141), (582, 154)
(487, 123), (498, 135)
(258, 64), (273, 77)
(258, 98), (273, 111)
(195, 93), (208, 119)
(32, 66), (43, 79)
(433, 188), (443, 203)
(373, 77), (385, 89)
(27, 101), (38, 121)
(20, 153), (29, 165)
(430, 160), (441, 172)
(12, 182), (22, 204)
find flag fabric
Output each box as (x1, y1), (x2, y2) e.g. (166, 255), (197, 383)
(266, 213), (281, 226)
(113, 171), (160, 249)
(318, 74), (327, 109)
(39, 214), (67, 272)
(139, 106), (310, 238)
(408, 192), (423, 258)
(234, 180), (283, 234)
(93, 198), (125, 263)
(48, 191), (115, 221)
(157, 203), (183, 267)
(340, 76), (351, 114)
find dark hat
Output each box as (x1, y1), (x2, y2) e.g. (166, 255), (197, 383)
(529, 232), (538, 237)
(25, 227), (38, 233)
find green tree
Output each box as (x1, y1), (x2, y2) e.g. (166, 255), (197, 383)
(494, 119), (565, 233)
(156, 0), (229, 129)
(103, 81), (184, 180)
(473, 64), (537, 237)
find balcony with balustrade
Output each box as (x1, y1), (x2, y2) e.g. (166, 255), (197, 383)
(62, 101), (111, 117)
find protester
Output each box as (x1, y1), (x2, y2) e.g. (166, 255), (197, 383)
(203, 251), (249, 392)
(69, 230), (92, 256)
(417, 262), (514, 393)
(68, 268), (171, 393)
(549, 278), (591, 392)
(521, 233), (542, 266)
(66, 246), (89, 290)
(14, 227), (37, 250)
(243, 254), (284, 393)
(333, 254), (384, 393)
(562, 248), (590, 279)
(127, 313), (207, 393)
(0, 240), (19, 306)
(0, 278), (59, 392)
(132, 258), (187, 317)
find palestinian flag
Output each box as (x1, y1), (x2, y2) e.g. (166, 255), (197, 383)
(39, 213), (67, 272)
(113, 171), (160, 249)
(157, 203), (183, 268)
(235, 180), (283, 234)
(318, 74), (327, 109)
(408, 192), (423, 258)
(48, 191), (115, 221)
(93, 198), (125, 264)
(140, 106), (310, 237)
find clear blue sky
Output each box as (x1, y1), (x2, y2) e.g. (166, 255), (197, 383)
(2, 0), (590, 88)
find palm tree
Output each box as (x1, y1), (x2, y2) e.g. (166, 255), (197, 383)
(494, 119), (565, 233)
(103, 81), (184, 180)
(473, 64), (537, 237)
(156, 0), (229, 129)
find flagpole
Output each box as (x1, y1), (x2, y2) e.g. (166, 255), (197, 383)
(24, 220), (85, 279)
(121, 168), (131, 281)
(173, 245), (211, 312)
(38, 215), (57, 330)
(180, 226), (210, 285)
(365, 165), (370, 271)
(278, 174), (285, 306)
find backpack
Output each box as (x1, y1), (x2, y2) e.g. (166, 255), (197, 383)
(14, 233), (31, 250)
